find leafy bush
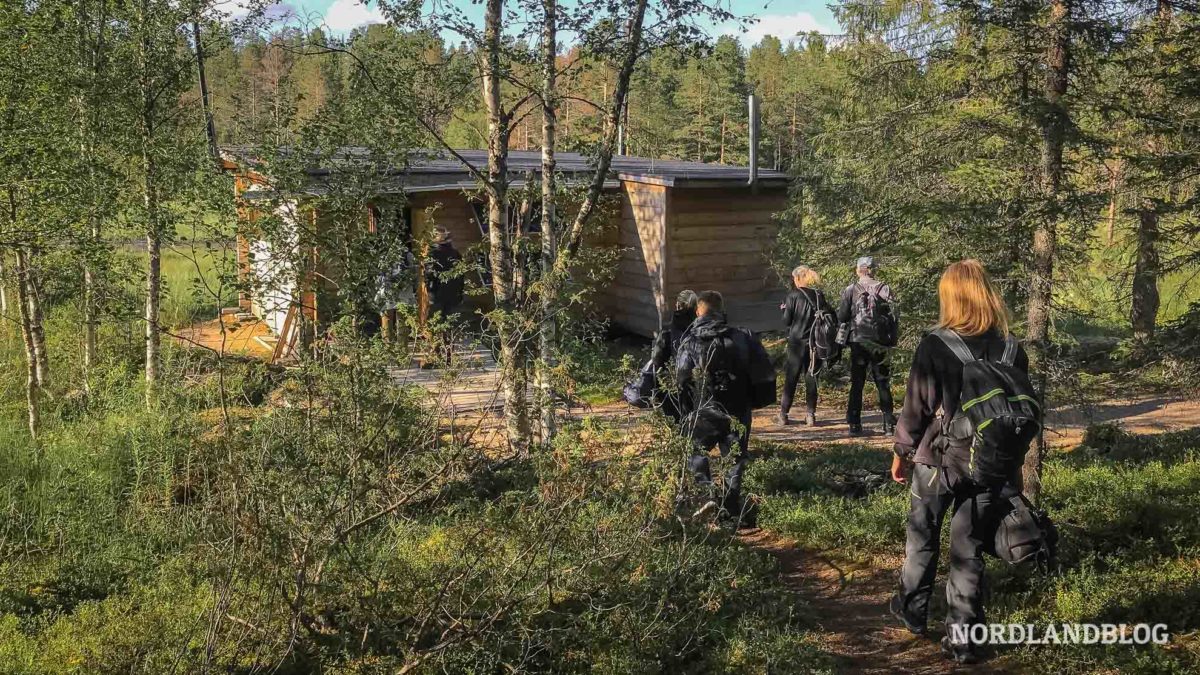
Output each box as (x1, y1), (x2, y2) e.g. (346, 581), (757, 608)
(0, 319), (832, 673)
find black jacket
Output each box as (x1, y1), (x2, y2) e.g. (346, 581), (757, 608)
(782, 286), (834, 344)
(427, 242), (464, 312)
(894, 328), (1030, 465)
(675, 312), (753, 420)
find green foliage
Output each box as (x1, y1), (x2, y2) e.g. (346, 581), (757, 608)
(753, 445), (908, 555)
(0, 292), (831, 672)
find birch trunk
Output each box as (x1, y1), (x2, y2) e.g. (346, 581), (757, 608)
(83, 219), (99, 378)
(537, 0), (558, 443)
(27, 254), (49, 387)
(81, 4), (108, 382)
(139, 0), (161, 402)
(559, 0), (648, 261)
(482, 0), (530, 451)
(0, 253), (8, 326)
(15, 249), (40, 440)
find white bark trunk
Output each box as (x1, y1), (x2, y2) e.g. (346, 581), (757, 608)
(482, 0), (530, 451)
(27, 256), (49, 387)
(15, 249), (40, 440)
(139, 0), (161, 402)
(537, 0), (558, 443)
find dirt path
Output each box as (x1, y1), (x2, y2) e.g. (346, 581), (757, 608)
(748, 394), (1200, 450)
(739, 529), (1015, 674)
(451, 393), (1200, 670)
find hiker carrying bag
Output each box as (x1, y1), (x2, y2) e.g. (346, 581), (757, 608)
(698, 326), (776, 410)
(851, 283), (899, 347)
(937, 329), (1042, 486)
(991, 491), (1059, 567)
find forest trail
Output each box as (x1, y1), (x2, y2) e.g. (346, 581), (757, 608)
(739, 529), (1006, 674)
(749, 394), (1200, 450)
(445, 391), (1200, 668)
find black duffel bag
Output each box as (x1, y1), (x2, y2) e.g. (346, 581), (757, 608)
(989, 491), (1058, 567)
(622, 359), (657, 408)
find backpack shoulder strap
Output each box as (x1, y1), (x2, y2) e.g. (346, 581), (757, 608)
(933, 328), (976, 364)
(801, 287), (828, 315)
(797, 287), (813, 308)
(1001, 333), (1019, 367)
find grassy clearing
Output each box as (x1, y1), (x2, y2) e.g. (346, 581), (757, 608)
(129, 245), (238, 328)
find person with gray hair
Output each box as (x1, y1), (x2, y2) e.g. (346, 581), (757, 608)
(648, 289), (699, 421)
(837, 256), (899, 436)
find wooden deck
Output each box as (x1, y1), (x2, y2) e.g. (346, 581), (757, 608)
(389, 345), (508, 414)
(173, 312), (276, 359)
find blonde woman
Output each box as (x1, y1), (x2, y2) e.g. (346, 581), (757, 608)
(889, 259), (1030, 664)
(779, 265), (833, 426)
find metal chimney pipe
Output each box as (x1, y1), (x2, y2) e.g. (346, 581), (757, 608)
(748, 93), (759, 190)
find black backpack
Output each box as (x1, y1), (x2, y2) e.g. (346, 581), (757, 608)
(937, 329), (1042, 486)
(744, 331), (777, 409)
(806, 290), (841, 365)
(701, 328), (776, 410)
(852, 283), (898, 347)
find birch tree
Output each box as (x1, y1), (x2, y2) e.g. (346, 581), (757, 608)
(118, 0), (203, 402)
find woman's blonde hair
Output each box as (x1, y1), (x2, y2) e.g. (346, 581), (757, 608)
(791, 265), (821, 289)
(937, 259), (1010, 336)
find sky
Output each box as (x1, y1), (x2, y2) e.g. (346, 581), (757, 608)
(268, 0), (840, 44)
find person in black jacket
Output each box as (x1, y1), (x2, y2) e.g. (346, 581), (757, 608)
(649, 290), (698, 421)
(779, 265), (833, 426)
(888, 259), (1029, 665)
(426, 229), (464, 318)
(676, 290), (754, 523)
(837, 256), (897, 436)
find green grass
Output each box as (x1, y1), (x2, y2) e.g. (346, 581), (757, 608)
(0, 295), (833, 672)
(123, 246), (237, 329)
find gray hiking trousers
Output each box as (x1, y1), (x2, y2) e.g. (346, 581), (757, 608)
(896, 457), (1006, 643)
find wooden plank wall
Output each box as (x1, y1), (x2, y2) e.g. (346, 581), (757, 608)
(665, 187), (788, 333)
(602, 182), (668, 337)
(408, 191), (481, 247)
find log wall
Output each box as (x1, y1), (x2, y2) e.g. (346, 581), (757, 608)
(602, 182), (669, 337)
(666, 186), (788, 333)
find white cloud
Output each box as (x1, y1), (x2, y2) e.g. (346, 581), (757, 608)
(724, 12), (832, 46)
(324, 0), (385, 33)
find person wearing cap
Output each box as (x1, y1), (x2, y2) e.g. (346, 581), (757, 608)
(837, 256), (898, 436)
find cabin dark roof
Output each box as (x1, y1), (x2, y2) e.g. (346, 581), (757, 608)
(221, 146), (789, 194)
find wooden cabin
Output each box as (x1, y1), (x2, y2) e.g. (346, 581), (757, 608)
(223, 147), (791, 343)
